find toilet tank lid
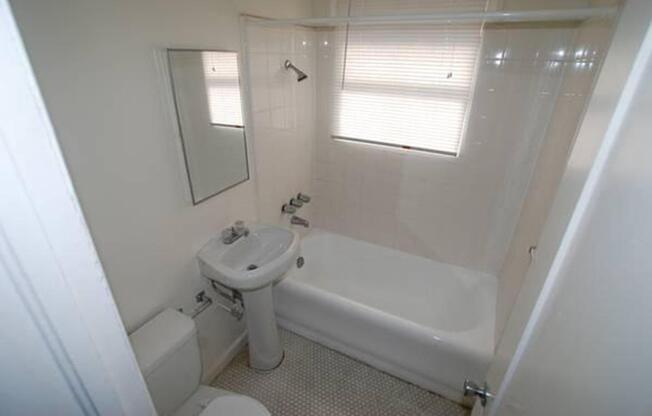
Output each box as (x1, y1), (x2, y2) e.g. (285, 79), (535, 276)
(129, 308), (196, 376)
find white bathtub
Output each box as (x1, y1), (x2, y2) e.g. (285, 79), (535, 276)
(273, 229), (496, 403)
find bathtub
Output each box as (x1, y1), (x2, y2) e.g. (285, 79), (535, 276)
(273, 228), (496, 403)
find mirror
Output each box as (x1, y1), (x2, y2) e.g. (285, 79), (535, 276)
(167, 49), (249, 204)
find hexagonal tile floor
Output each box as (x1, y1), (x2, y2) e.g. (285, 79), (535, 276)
(212, 329), (469, 415)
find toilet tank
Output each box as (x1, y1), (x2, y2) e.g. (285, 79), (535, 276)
(129, 308), (201, 416)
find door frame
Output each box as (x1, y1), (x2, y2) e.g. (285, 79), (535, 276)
(0, 0), (155, 414)
(475, 1), (652, 414)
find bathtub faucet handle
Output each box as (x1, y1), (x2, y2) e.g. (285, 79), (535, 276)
(289, 198), (304, 208)
(297, 192), (311, 203)
(282, 204), (297, 214)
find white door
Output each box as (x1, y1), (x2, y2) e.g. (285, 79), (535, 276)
(0, 1), (156, 414)
(472, 2), (652, 415)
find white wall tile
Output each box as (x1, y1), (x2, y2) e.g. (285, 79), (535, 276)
(494, 17), (614, 342)
(309, 21), (599, 276)
(246, 25), (316, 227)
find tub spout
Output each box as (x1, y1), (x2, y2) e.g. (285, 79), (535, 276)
(291, 215), (310, 228)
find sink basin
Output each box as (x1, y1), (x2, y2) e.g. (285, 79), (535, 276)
(198, 224), (300, 291)
(198, 223), (300, 370)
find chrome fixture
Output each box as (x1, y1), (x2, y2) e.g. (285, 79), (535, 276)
(290, 215), (310, 228)
(297, 192), (311, 203)
(282, 193), (310, 214)
(284, 59), (308, 82)
(189, 291), (213, 319)
(463, 379), (494, 407)
(221, 220), (249, 244)
(529, 245), (537, 263)
(209, 280), (244, 320)
(282, 204), (297, 214)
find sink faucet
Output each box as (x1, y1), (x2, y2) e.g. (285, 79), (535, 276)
(290, 215), (310, 228)
(221, 220), (249, 244)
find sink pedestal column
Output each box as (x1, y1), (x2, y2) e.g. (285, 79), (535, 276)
(242, 285), (283, 370)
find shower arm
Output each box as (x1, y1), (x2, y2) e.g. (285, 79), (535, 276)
(284, 59), (308, 82)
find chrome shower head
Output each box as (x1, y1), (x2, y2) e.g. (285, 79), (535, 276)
(284, 59), (308, 82)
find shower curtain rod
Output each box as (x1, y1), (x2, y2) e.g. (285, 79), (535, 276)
(247, 7), (617, 27)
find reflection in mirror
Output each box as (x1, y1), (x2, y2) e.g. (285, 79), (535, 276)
(167, 50), (249, 204)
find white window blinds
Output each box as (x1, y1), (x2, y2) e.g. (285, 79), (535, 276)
(202, 51), (243, 127)
(332, 1), (485, 155)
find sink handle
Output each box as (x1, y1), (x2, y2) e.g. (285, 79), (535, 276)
(297, 193), (311, 203)
(234, 220), (247, 235)
(221, 220), (249, 244)
(221, 227), (234, 239)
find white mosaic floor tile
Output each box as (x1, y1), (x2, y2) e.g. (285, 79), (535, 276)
(212, 329), (469, 416)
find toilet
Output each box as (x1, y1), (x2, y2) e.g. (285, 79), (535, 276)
(129, 308), (270, 416)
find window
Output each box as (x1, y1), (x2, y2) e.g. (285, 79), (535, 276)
(202, 51), (244, 127)
(332, 17), (483, 155)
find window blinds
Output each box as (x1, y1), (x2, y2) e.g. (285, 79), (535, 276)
(332, 1), (485, 155)
(202, 51), (243, 127)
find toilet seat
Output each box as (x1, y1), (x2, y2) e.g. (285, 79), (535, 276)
(199, 395), (270, 416)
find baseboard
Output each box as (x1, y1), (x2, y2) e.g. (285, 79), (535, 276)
(201, 331), (247, 384)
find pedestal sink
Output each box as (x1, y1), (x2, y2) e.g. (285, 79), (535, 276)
(197, 223), (300, 370)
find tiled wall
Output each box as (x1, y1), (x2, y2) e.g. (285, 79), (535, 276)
(245, 24), (316, 231)
(242, 1), (615, 352)
(310, 22), (585, 275)
(494, 15), (614, 341)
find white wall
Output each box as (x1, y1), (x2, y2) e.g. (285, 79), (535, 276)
(309, 1), (615, 346)
(245, 22), (316, 230)
(490, 5), (652, 413)
(494, 16), (614, 341)
(10, 0), (312, 381)
(480, 3), (652, 409)
(1, 1), (154, 411)
(498, 57), (652, 414)
(311, 14), (584, 275)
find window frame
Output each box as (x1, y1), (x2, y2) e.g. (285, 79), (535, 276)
(330, 23), (484, 157)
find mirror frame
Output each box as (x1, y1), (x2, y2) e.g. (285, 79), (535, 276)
(166, 48), (250, 205)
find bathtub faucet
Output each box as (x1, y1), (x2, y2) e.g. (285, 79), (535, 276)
(290, 215), (310, 228)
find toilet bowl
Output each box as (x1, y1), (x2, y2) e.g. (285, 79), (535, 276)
(200, 395), (270, 416)
(129, 308), (270, 416)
